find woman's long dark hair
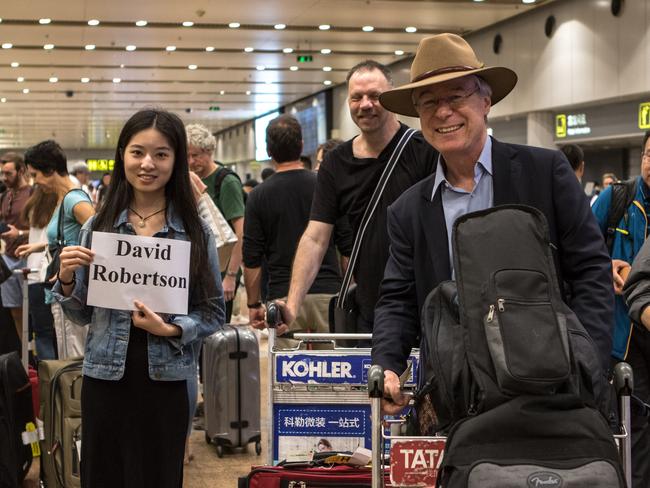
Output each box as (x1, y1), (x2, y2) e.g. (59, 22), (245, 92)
(93, 108), (217, 309)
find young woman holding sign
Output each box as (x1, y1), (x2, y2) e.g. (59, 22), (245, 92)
(53, 109), (225, 488)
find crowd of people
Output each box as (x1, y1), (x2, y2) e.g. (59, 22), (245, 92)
(3, 31), (650, 488)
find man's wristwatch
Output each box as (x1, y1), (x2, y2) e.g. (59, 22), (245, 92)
(247, 301), (263, 309)
(226, 270), (238, 278)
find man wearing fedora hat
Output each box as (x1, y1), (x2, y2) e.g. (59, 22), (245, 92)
(371, 33), (613, 414)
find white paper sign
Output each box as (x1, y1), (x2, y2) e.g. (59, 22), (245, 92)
(87, 231), (191, 315)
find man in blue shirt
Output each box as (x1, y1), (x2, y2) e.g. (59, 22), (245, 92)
(371, 33), (613, 416)
(592, 132), (650, 488)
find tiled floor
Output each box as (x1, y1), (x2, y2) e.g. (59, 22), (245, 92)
(183, 326), (269, 488)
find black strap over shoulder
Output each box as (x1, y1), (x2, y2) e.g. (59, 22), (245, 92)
(335, 128), (417, 308)
(605, 178), (637, 254)
(213, 164), (242, 199)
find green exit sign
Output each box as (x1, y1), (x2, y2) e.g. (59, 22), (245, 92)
(209, 106), (221, 111)
(296, 55), (313, 63)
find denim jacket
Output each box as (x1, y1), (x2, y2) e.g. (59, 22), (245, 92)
(52, 205), (225, 381)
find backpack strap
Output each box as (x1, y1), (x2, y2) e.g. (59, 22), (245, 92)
(213, 164), (242, 200)
(605, 178), (638, 254)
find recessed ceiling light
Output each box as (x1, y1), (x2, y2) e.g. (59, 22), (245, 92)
(522, 0), (536, 3)
(283, 47), (293, 53)
(265, 80), (272, 84)
(17, 77), (24, 82)
(22, 88), (29, 94)
(49, 77), (58, 83)
(87, 19), (100, 26)
(0, 98), (6, 103)
(256, 65), (266, 71)
(2, 43), (12, 49)
(289, 66), (298, 71)
(188, 64), (198, 70)
(43, 44), (54, 50)
(323, 80), (332, 86)
(244, 47), (254, 53)
(319, 24), (330, 30)
(220, 90), (225, 95)
(320, 48), (331, 54)
(205, 46), (215, 52)
(120, 64), (125, 68)
(166, 45), (176, 51)
(323, 66), (332, 72)
(245, 90), (251, 95)
(81, 77), (90, 83)
(85, 44), (96, 50)
(362, 25), (374, 32)
(182, 21), (194, 27)
(228, 22), (240, 28)
(473, 0), (485, 2)
(39, 18), (52, 25)
(112, 78), (121, 83)
(0, 19), (3, 24)
(125, 45), (136, 51)
(10, 62), (19, 68)
(394, 49), (404, 55)
(405, 26), (417, 33)
(135, 20), (147, 27)
(274, 24), (286, 30)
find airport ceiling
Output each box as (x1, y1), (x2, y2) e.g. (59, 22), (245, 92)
(0, 0), (550, 150)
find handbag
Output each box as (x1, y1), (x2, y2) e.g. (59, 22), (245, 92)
(44, 189), (86, 285)
(329, 128), (417, 334)
(197, 192), (238, 272)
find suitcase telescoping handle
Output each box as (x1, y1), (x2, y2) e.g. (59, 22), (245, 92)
(613, 362), (634, 488)
(14, 268), (40, 373)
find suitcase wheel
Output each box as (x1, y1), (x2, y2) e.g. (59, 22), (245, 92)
(204, 432), (211, 445)
(255, 441), (262, 456)
(216, 444), (224, 458)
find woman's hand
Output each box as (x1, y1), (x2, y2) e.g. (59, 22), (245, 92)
(16, 242), (47, 258)
(132, 300), (181, 337)
(58, 245), (94, 283)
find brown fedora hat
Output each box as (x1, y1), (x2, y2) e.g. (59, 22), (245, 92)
(379, 33), (517, 117)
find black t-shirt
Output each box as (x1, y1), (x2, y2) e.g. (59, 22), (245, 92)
(310, 124), (438, 317)
(243, 169), (342, 300)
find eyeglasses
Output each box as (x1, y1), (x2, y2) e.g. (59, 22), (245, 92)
(415, 87), (479, 114)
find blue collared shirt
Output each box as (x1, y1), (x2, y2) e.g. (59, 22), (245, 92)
(431, 135), (494, 272)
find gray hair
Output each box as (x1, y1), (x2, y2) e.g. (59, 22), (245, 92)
(186, 123), (217, 153)
(70, 162), (89, 175)
(475, 75), (493, 98)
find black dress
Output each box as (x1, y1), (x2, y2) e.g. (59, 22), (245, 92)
(80, 324), (188, 488)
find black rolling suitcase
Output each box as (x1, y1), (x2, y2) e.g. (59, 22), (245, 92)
(202, 325), (262, 457)
(0, 351), (36, 488)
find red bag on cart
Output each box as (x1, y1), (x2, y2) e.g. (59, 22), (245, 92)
(241, 465), (389, 487)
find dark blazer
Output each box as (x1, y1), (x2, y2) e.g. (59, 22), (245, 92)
(371, 138), (614, 374)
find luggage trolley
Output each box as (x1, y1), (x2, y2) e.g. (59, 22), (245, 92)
(367, 363), (635, 488)
(266, 303), (419, 466)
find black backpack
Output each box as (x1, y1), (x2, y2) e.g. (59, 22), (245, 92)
(416, 206), (623, 486)
(0, 351), (34, 488)
(418, 206), (609, 432)
(605, 178), (637, 254)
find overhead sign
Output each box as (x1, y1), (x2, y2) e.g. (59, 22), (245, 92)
(85, 159), (114, 172)
(556, 113), (591, 138)
(390, 438), (446, 487)
(297, 55), (313, 63)
(87, 231), (190, 314)
(639, 103), (650, 129)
